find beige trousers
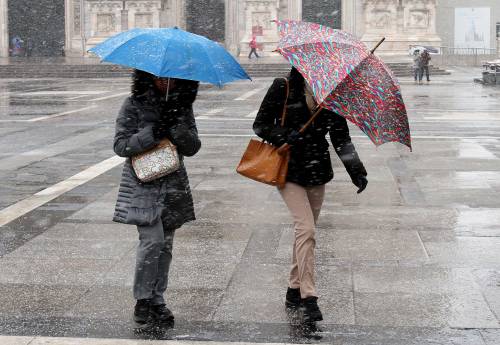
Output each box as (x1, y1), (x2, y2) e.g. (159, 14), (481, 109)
(279, 182), (326, 298)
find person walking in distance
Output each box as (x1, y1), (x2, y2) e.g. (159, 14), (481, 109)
(113, 70), (201, 329)
(248, 36), (260, 59)
(253, 68), (368, 332)
(413, 49), (422, 84)
(420, 50), (431, 83)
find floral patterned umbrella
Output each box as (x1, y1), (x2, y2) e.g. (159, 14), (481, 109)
(275, 20), (411, 150)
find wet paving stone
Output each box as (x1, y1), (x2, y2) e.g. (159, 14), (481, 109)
(0, 72), (499, 343)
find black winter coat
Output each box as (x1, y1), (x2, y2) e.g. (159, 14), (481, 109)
(253, 78), (367, 187)
(113, 79), (201, 228)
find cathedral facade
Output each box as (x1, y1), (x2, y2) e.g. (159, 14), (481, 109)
(1, 1), (498, 58)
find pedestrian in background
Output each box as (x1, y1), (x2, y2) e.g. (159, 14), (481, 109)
(253, 67), (368, 332)
(420, 50), (431, 83)
(113, 69), (201, 328)
(413, 49), (422, 84)
(248, 36), (260, 59)
(10, 36), (24, 57)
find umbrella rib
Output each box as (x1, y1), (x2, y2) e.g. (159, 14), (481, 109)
(100, 33), (163, 75)
(97, 29), (149, 59)
(278, 41), (369, 104)
(201, 41), (223, 87)
(158, 31), (175, 77)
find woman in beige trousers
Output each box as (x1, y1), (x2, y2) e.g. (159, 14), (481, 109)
(253, 68), (368, 329)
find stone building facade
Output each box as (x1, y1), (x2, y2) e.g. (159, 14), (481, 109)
(0, 0), (499, 58)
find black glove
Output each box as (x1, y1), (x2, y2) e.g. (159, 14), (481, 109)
(269, 127), (289, 146)
(152, 124), (169, 140)
(353, 175), (368, 194)
(286, 130), (304, 145)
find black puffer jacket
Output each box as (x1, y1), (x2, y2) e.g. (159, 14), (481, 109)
(253, 71), (367, 187)
(113, 70), (201, 228)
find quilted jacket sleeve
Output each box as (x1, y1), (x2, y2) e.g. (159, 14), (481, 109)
(113, 98), (158, 157)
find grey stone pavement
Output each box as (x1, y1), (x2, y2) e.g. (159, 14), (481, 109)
(0, 66), (499, 345)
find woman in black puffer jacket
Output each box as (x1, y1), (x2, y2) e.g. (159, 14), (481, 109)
(113, 69), (201, 327)
(253, 67), (368, 327)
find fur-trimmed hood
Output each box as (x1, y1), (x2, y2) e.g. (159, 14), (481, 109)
(131, 69), (200, 107)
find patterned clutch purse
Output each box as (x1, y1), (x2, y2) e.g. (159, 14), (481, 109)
(132, 139), (180, 183)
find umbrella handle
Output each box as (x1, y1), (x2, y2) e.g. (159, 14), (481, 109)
(370, 37), (386, 54)
(276, 106), (324, 155)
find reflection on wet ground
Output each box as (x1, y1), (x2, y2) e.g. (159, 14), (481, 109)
(0, 67), (499, 344)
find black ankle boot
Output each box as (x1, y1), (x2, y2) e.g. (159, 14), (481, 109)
(285, 287), (301, 310)
(301, 296), (323, 322)
(134, 299), (151, 324)
(150, 303), (174, 323)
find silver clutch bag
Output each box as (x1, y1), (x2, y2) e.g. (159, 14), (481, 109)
(132, 139), (180, 183)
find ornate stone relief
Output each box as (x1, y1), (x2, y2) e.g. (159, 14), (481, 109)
(84, 0), (162, 38)
(252, 12), (272, 29)
(125, 1), (162, 29)
(76, 0), (161, 52)
(403, 0), (436, 32)
(407, 10), (429, 28)
(363, 0), (398, 32)
(241, 0), (280, 55)
(88, 1), (122, 12)
(125, 1), (162, 12)
(96, 13), (116, 33)
(86, 0), (122, 36)
(361, 0), (441, 54)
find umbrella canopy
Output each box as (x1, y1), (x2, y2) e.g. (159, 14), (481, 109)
(275, 20), (411, 150)
(89, 27), (251, 87)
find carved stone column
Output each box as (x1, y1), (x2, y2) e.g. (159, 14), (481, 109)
(287, 0), (301, 20)
(0, 0), (8, 57)
(225, 0), (240, 55)
(64, 0), (85, 56)
(66, 0), (89, 56)
(341, 0), (357, 34)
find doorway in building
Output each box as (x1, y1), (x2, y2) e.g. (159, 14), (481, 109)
(8, 0), (65, 57)
(186, 0), (225, 43)
(303, 0), (341, 29)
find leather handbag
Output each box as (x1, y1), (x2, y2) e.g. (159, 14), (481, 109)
(237, 79), (324, 188)
(132, 138), (180, 183)
(236, 78), (290, 187)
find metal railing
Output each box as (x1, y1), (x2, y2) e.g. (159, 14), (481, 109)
(409, 45), (498, 66)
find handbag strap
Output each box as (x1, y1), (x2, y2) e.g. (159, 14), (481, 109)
(280, 78), (290, 127)
(276, 94), (324, 155)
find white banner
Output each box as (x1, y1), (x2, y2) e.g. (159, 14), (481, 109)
(455, 8), (491, 49)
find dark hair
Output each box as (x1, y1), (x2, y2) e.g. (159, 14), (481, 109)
(132, 69), (156, 96)
(131, 69), (200, 105)
(288, 67), (306, 101)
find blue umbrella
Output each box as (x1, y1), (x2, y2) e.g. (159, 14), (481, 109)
(89, 27), (251, 87)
